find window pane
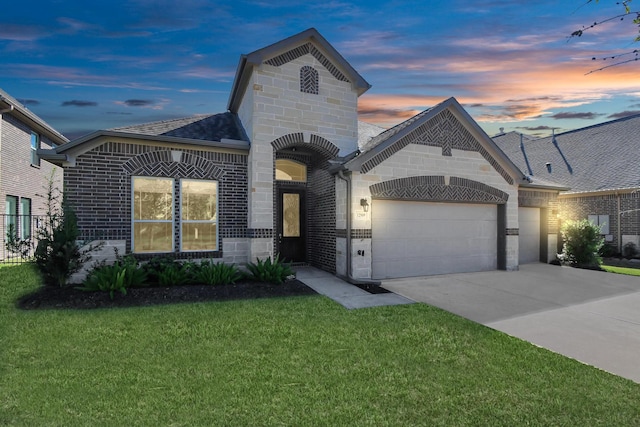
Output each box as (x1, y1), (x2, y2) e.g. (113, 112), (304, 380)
(283, 193), (300, 237)
(20, 198), (31, 239)
(30, 133), (40, 166)
(181, 180), (217, 221)
(5, 196), (18, 238)
(275, 159), (306, 181)
(133, 177), (173, 220)
(133, 222), (173, 253)
(181, 223), (217, 251)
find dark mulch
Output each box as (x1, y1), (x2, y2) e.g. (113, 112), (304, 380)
(17, 279), (317, 310)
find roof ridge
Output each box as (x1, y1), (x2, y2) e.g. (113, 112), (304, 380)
(554, 112), (640, 138)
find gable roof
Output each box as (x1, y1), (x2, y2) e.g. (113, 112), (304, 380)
(0, 88), (68, 146)
(228, 28), (371, 112)
(344, 97), (529, 186)
(493, 114), (640, 194)
(111, 112), (248, 142)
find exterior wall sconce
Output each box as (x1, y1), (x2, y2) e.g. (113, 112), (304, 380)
(360, 198), (369, 212)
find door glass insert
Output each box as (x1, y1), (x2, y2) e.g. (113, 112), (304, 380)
(283, 193), (300, 237)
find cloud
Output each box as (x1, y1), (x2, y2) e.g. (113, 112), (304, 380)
(123, 99), (155, 107)
(607, 110), (640, 119)
(61, 100), (98, 107)
(17, 99), (40, 106)
(0, 24), (46, 41)
(106, 112), (133, 115)
(550, 112), (604, 120)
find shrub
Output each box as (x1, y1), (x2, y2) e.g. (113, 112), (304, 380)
(246, 254), (294, 285)
(195, 261), (242, 286)
(560, 219), (604, 268)
(5, 224), (32, 259)
(622, 242), (638, 259)
(34, 182), (93, 287)
(599, 243), (618, 258)
(142, 257), (183, 285)
(79, 255), (148, 299)
(157, 263), (192, 286)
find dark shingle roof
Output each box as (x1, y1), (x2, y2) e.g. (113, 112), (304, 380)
(493, 115), (640, 194)
(111, 112), (247, 142)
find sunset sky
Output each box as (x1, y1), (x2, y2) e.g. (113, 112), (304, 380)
(2, 0), (640, 140)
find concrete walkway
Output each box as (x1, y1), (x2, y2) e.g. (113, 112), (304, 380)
(382, 263), (640, 383)
(294, 266), (413, 310)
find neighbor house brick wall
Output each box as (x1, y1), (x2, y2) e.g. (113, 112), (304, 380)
(0, 113), (63, 218)
(63, 141), (247, 259)
(559, 192), (640, 252)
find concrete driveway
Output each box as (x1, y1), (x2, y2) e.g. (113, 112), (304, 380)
(382, 263), (640, 383)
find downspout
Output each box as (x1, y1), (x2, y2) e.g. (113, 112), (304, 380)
(617, 192), (622, 254)
(337, 170), (353, 279)
(337, 169), (381, 286)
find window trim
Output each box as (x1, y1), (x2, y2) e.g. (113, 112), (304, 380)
(131, 176), (175, 254)
(179, 178), (218, 252)
(30, 132), (40, 167)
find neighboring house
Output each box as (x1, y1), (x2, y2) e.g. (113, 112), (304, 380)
(0, 89), (67, 260)
(42, 28), (565, 280)
(494, 115), (640, 255)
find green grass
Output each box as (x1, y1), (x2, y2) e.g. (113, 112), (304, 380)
(2, 264), (639, 426)
(602, 264), (640, 276)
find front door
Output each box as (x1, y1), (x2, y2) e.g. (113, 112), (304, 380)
(276, 188), (306, 262)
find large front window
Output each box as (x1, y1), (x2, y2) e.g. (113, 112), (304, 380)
(133, 177), (174, 253)
(132, 177), (218, 253)
(180, 179), (217, 251)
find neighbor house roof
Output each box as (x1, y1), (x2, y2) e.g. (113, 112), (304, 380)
(228, 28), (371, 113)
(0, 88), (69, 146)
(493, 114), (640, 194)
(357, 120), (385, 150)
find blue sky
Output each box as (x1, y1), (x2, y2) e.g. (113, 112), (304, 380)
(2, 0), (640, 140)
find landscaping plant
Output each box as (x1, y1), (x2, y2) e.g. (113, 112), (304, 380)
(34, 174), (94, 286)
(157, 262), (193, 286)
(195, 260), (242, 286)
(559, 219), (604, 268)
(246, 254), (294, 284)
(79, 255), (147, 299)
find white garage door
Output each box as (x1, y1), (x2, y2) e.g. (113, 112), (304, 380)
(372, 200), (497, 279)
(518, 207), (540, 264)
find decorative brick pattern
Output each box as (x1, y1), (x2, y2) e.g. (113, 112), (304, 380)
(300, 66), (319, 94)
(506, 228), (519, 236)
(271, 132), (340, 159)
(65, 142), (248, 255)
(369, 176), (509, 204)
(247, 228), (274, 238)
(265, 43), (350, 83)
(360, 109), (514, 185)
(335, 229), (347, 238)
(351, 229), (372, 239)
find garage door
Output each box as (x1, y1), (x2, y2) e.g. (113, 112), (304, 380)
(518, 207), (540, 264)
(372, 200), (497, 279)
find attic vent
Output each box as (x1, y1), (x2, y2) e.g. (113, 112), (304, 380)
(300, 66), (319, 94)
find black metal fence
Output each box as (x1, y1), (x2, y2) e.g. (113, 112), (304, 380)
(1, 214), (46, 263)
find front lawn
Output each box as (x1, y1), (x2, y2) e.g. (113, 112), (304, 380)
(602, 264), (640, 276)
(2, 264), (639, 426)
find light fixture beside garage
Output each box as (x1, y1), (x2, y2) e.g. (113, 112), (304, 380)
(360, 198), (369, 212)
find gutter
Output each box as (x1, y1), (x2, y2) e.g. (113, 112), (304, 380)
(0, 104), (15, 114)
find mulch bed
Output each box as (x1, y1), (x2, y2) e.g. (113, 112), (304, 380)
(17, 279), (317, 310)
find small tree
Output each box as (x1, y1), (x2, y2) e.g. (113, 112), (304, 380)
(34, 172), (91, 287)
(560, 219), (604, 268)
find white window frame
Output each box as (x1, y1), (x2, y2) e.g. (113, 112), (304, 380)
(179, 178), (218, 252)
(20, 197), (31, 239)
(132, 176), (175, 253)
(30, 132), (40, 167)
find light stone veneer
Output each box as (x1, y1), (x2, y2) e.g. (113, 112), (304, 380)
(237, 52), (360, 261)
(349, 144), (521, 279)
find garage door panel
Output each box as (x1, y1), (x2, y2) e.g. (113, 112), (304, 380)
(372, 201), (497, 279)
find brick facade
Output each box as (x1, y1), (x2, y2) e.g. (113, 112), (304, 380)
(64, 141), (248, 262)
